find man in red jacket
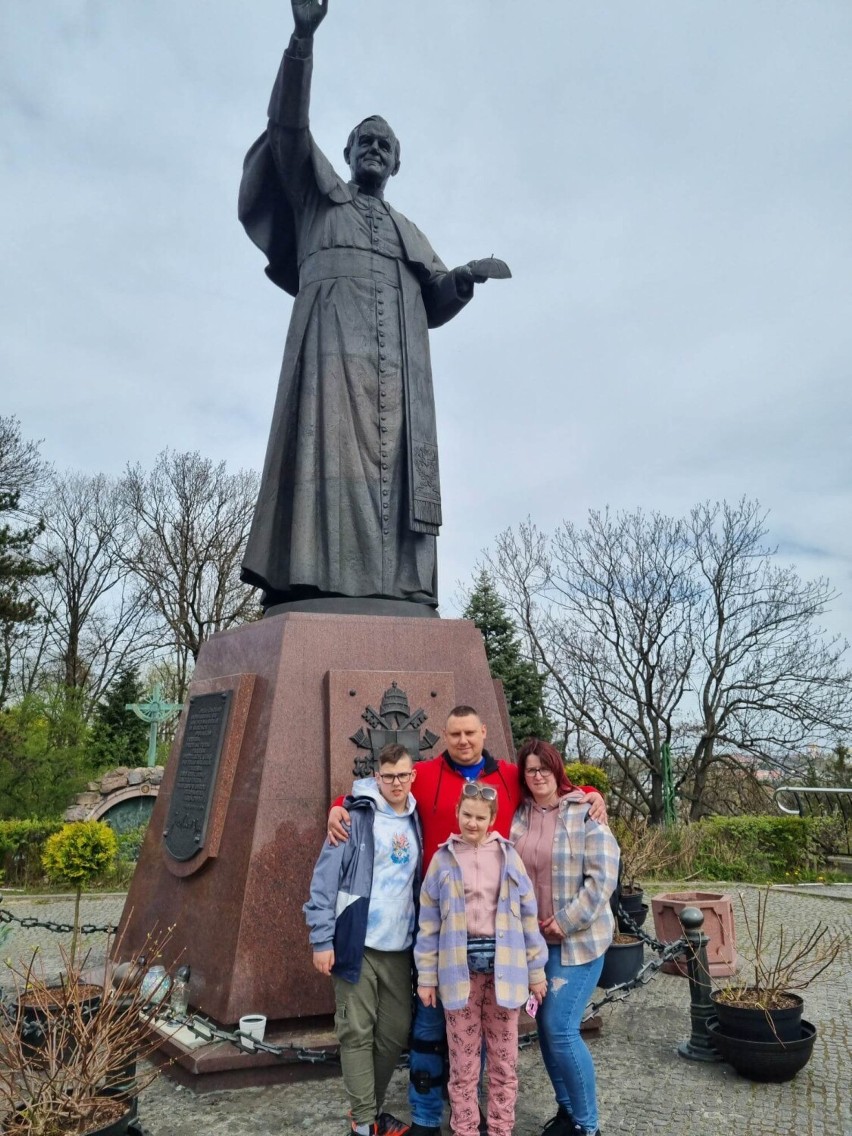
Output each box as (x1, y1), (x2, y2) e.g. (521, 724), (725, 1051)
(329, 706), (606, 1136)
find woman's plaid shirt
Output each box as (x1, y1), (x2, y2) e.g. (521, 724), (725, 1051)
(512, 791), (620, 966)
(414, 834), (547, 1011)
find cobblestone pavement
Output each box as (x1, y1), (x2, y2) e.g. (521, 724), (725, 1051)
(2, 885), (850, 1136)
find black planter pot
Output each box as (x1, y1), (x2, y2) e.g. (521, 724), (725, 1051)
(618, 902), (648, 933)
(706, 1017), (817, 1082)
(15, 988), (102, 1057)
(617, 888), (646, 931)
(83, 1103), (137, 1136)
(710, 991), (804, 1043)
(597, 937), (644, 989)
(619, 888), (644, 914)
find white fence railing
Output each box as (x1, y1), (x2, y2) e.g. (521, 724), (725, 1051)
(774, 785), (852, 856)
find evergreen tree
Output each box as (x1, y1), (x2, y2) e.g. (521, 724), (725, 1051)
(0, 688), (92, 819)
(87, 667), (149, 770)
(463, 570), (552, 748)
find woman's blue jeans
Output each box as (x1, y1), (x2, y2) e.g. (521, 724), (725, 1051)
(536, 947), (605, 1134)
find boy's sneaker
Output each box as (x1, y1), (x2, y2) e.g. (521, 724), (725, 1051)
(377, 1114), (410, 1136)
(349, 1123), (378, 1136)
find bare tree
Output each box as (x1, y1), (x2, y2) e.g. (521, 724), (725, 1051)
(681, 499), (852, 818)
(487, 511), (696, 818)
(119, 451), (260, 698)
(486, 500), (852, 822)
(0, 417), (51, 707)
(27, 472), (157, 713)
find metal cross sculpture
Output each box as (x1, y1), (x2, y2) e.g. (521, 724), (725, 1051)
(350, 682), (440, 778)
(126, 683), (184, 767)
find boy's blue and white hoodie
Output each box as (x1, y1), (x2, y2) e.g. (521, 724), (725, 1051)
(304, 777), (422, 983)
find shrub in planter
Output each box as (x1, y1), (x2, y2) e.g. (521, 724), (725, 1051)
(0, 931), (170, 1135)
(610, 816), (677, 896)
(42, 822), (119, 970)
(711, 888), (847, 1053)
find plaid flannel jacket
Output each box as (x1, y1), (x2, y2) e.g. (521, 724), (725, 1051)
(511, 791), (620, 966)
(414, 834), (547, 1011)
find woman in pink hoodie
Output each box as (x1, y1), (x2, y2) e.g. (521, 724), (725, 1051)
(512, 740), (620, 1136)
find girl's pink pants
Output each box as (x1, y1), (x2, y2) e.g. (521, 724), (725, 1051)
(444, 972), (520, 1136)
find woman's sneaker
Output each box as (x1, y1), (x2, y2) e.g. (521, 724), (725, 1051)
(541, 1106), (575, 1135)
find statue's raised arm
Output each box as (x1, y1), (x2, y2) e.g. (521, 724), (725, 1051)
(291, 0), (328, 39)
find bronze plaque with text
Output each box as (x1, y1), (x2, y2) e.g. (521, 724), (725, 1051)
(164, 690), (232, 861)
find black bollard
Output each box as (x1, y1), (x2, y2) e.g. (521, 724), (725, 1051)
(676, 906), (721, 1062)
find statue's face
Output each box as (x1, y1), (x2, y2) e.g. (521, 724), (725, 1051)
(348, 120), (398, 191)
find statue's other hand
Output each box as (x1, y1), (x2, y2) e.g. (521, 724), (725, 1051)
(292, 0), (329, 37)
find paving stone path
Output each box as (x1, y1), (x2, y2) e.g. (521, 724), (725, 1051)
(2, 884), (850, 1135)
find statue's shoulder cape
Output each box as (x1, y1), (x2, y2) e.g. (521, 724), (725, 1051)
(238, 131), (436, 296)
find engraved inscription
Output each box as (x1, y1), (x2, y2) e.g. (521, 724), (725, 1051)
(164, 691), (232, 862)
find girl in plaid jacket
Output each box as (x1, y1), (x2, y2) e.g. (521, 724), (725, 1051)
(512, 739), (620, 1136)
(414, 782), (548, 1136)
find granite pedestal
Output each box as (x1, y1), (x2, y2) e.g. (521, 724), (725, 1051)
(117, 613), (512, 1077)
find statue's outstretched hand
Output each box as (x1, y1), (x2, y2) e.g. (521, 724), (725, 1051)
(292, 0), (329, 37)
(467, 256), (512, 281)
(455, 257), (512, 289)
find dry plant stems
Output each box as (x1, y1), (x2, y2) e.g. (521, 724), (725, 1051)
(715, 888), (848, 1012)
(0, 925), (175, 1136)
(615, 816), (678, 890)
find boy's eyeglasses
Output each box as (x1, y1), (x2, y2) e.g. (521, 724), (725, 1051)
(461, 782), (498, 802)
(377, 771), (413, 784)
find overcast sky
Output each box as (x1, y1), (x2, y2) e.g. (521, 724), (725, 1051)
(3, 1), (851, 638)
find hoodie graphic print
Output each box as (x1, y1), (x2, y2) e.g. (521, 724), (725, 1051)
(352, 777), (419, 952)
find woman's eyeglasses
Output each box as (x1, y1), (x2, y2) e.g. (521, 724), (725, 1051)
(461, 782), (498, 802)
(377, 771), (413, 784)
(524, 766), (552, 779)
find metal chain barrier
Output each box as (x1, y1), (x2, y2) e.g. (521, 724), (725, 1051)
(150, 1010), (342, 1066)
(615, 903), (668, 952)
(0, 904), (117, 937)
(1, 898), (690, 1065)
(583, 935), (688, 1021)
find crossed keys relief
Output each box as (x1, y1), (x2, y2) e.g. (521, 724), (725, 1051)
(349, 681), (440, 778)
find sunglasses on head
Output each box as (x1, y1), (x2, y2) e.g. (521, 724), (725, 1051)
(461, 782), (497, 802)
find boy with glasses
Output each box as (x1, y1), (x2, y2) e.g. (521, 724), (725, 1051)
(305, 744), (421, 1136)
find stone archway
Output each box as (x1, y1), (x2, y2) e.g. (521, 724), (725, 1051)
(64, 766), (164, 835)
